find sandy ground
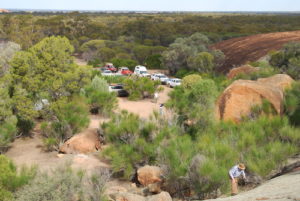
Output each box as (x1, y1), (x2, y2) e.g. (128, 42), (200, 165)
(5, 115), (108, 173)
(206, 171), (300, 201)
(117, 85), (172, 119)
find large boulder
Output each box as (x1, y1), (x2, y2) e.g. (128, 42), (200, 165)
(137, 165), (163, 186)
(227, 65), (260, 79)
(59, 128), (101, 154)
(215, 74), (294, 122)
(257, 74), (294, 91)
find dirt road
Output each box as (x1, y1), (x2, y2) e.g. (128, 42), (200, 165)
(206, 171), (300, 201)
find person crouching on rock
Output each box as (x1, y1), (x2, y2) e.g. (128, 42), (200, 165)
(229, 163), (246, 196)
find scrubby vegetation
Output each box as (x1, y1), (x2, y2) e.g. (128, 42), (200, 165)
(102, 76), (300, 199)
(1, 12), (300, 200)
(0, 155), (36, 201)
(123, 76), (162, 100)
(270, 42), (300, 79)
(14, 165), (109, 201)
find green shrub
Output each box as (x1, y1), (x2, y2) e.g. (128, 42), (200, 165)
(41, 97), (90, 150)
(181, 74), (202, 89)
(110, 58), (138, 70)
(15, 165), (109, 201)
(101, 111), (180, 179)
(0, 117), (17, 153)
(83, 76), (117, 115)
(124, 76), (161, 100)
(269, 42), (300, 79)
(101, 75), (125, 84)
(284, 82), (300, 126)
(0, 155), (36, 201)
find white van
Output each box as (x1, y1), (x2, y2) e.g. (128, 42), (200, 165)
(134, 65), (150, 77)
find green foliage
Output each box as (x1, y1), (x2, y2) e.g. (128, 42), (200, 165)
(144, 54), (163, 69)
(158, 135), (196, 179)
(168, 78), (218, 133)
(14, 165), (108, 201)
(41, 97), (90, 150)
(270, 42), (300, 79)
(102, 110), (180, 179)
(83, 76), (117, 115)
(9, 36), (91, 135)
(0, 155), (36, 201)
(0, 41), (21, 77)
(124, 76), (161, 100)
(0, 77), (17, 151)
(284, 81), (300, 126)
(181, 74), (202, 89)
(101, 75), (125, 84)
(111, 58), (138, 70)
(187, 52), (214, 73)
(162, 33), (224, 75)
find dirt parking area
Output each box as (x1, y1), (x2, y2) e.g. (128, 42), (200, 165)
(117, 85), (172, 119)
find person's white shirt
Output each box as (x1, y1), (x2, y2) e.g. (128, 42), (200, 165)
(229, 165), (246, 180)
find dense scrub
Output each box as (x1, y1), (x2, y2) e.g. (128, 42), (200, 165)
(102, 77), (300, 199)
(1, 13), (300, 70)
(14, 165), (109, 201)
(0, 155), (36, 201)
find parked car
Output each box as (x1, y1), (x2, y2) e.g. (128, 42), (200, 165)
(169, 78), (182, 87)
(105, 63), (117, 73)
(134, 65), (150, 78)
(102, 70), (113, 76)
(166, 78), (172, 86)
(108, 84), (129, 97)
(119, 67), (133, 76)
(152, 73), (169, 84)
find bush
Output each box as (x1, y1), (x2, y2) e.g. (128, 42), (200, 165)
(167, 78), (218, 134)
(15, 165), (109, 201)
(41, 97), (90, 150)
(110, 58), (138, 70)
(102, 111), (180, 179)
(124, 76), (161, 100)
(181, 74), (202, 89)
(284, 81), (300, 126)
(0, 155), (36, 201)
(269, 42), (300, 79)
(83, 76), (117, 115)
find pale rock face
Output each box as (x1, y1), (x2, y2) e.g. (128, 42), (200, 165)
(216, 74), (294, 122)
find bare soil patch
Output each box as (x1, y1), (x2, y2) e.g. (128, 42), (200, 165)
(212, 31), (300, 73)
(117, 85), (172, 119)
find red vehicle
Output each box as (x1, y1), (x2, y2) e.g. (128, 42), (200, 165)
(119, 67), (133, 76)
(105, 63), (117, 73)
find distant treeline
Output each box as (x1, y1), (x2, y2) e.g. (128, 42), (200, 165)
(1, 13), (300, 50)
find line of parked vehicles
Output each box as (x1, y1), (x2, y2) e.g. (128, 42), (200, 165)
(96, 63), (182, 88)
(96, 63), (182, 97)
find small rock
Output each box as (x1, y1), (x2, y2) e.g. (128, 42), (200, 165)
(56, 153), (65, 158)
(146, 191), (172, 201)
(137, 165), (162, 186)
